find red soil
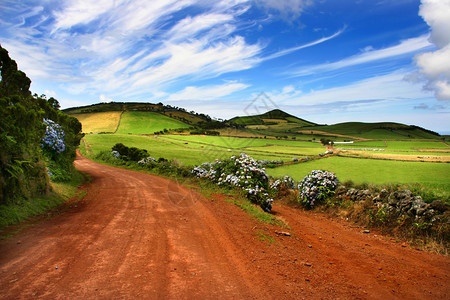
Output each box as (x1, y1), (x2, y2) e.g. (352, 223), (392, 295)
(0, 154), (448, 299)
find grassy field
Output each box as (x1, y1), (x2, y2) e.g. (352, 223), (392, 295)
(266, 156), (450, 190)
(162, 135), (324, 148)
(73, 112), (122, 133)
(82, 134), (300, 166)
(74, 107), (449, 198)
(116, 112), (190, 134)
(82, 132), (450, 196)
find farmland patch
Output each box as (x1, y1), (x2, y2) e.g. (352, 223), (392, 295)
(73, 111), (122, 133)
(116, 112), (190, 134)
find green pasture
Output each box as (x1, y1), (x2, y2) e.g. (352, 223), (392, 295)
(81, 131), (449, 196)
(244, 145), (322, 156)
(162, 135), (324, 148)
(82, 134), (295, 166)
(116, 112), (190, 134)
(385, 141), (449, 150)
(266, 156), (450, 191)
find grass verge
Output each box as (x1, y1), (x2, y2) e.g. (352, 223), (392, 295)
(0, 169), (86, 238)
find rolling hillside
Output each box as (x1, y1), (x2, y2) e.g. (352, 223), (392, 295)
(228, 109), (316, 127)
(306, 122), (441, 140)
(66, 102), (443, 141)
(64, 102), (209, 134)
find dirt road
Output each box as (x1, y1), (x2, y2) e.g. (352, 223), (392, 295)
(1, 154), (449, 299)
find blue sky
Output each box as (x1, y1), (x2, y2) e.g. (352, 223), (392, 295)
(1, 0), (449, 133)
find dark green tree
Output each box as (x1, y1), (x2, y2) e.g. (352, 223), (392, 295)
(0, 45), (83, 204)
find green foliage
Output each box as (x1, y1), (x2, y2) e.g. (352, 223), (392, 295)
(320, 138), (334, 145)
(0, 168), (85, 230)
(111, 143), (149, 161)
(0, 45), (83, 205)
(0, 47), (31, 98)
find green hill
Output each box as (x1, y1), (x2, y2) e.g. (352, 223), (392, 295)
(307, 122), (441, 140)
(228, 109), (316, 127)
(64, 102), (209, 124)
(65, 103), (443, 141)
(116, 112), (190, 134)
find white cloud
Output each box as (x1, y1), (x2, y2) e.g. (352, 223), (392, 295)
(291, 35), (432, 76)
(128, 37), (261, 91)
(263, 27), (345, 60)
(44, 90), (57, 98)
(99, 94), (113, 102)
(52, 0), (119, 31)
(167, 82), (250, 101)
(419, 0), (450, 48)
(255, 0), (312, 21)
(415, 0), (450, 100)
(167, 13), (234, 42)
(2, 0), (263, 99)
(281, 71), (433, 106)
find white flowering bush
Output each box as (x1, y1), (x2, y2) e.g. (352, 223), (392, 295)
(111, 150), (120, 158)
(192, 153), (273, 212)
(298, 170), (339, 208)
(271, 175), (296, 191)
(41, 118), (65, 154)
(138, 156), (157, 165)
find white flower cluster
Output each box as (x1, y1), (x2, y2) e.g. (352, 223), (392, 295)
(192, 153), (273, 212)
(111, 150), (120, 158)
(298, 170), (338, 207)
(271, 175), (296, 190)
(138, 156), (157, 165)
(191, 162), (218, 179)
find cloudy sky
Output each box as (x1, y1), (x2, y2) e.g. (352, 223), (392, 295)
(1, 0), (449, 133)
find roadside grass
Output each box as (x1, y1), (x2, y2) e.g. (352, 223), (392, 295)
(0, 169), (86, 234)
(116, 111), (190, 134)
(72, 111), (122, 133)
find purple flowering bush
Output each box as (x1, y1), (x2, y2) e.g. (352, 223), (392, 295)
(41, 118), (65, 154)
(298, 170), (339, 208)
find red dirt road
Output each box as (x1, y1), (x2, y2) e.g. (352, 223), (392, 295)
(0, 154), (449, 299)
